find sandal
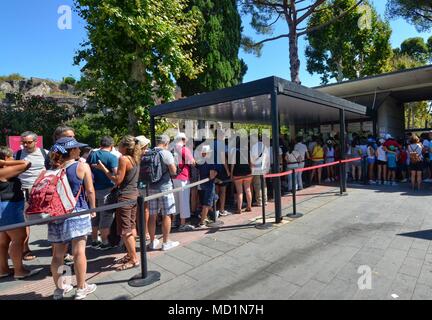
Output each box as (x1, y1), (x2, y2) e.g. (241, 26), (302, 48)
(114, 255), (131, 264)
(23, 251), (36, 261)
(116, 261), (140, 272)
(14, 268), (42, 280)
(245, 207), (252, 212)
(146, 233), (150, 241)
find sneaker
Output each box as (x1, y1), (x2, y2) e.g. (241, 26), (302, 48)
(162, 241), (179, 251)
(64, 254), (74, 263)
(392, 182), (398, 186)
(53, 284), (74, 300)
(91, 240), (102, 248)
(219, 211), (232, 216)
(98, 243), (113, 251)
(369, 180), (376, 184)
(178, 224), (195, 232)
(74, 283), (97, 300)
(196, 222), (209, 229)
(148, 238), (160, 250)
(324, 178), (331, 183)
(401, 179), (408, 183)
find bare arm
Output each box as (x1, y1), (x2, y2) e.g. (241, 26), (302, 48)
(0, 160), (31, 180)
(167, 163), (177, 176)
(96, 156), (129, 186)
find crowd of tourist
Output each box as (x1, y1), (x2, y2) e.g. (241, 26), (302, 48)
(0, 125), (431, 300)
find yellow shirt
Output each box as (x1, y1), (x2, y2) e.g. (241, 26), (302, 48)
(312, 145), (324, 160)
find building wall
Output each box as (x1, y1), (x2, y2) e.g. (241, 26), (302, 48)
(377, 96), (405, 138)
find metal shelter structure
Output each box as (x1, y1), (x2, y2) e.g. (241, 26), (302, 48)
(150, 76), (367, 223)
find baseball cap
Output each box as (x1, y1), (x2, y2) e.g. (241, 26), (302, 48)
(55, 137), (88, 149)
(175, 132), (188, 141)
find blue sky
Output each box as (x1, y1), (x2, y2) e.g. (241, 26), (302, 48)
(0, 0), (430, 88)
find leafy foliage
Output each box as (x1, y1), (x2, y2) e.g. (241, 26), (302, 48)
(239, 0), (366, 83)
(0, 73), (24, 82)
(74, 0), (203, 136)
(400, 37), (432, 64)
(62, 76), (77, 85)
(386, 0), (432, 32)
(305, 0), (392, 84)
(177, 0), (247, 96)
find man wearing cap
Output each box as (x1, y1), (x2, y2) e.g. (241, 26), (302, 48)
(87, 136), (119, 249)
(172, 132), (196, 231)
(147, 135), (179, 251)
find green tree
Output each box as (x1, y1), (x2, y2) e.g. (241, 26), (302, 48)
(386, 0), (432, 32)
(305, 0), (392, 84)
(240, 0), (365, 83)
(177, 0), (247, 96)
(74, 0), (203, 136)
(62, 76), (77, 85)
(390, 47), (432, 129)
(400, 37), (431, 64)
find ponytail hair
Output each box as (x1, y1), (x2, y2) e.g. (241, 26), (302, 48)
(119, 135), (141, 164)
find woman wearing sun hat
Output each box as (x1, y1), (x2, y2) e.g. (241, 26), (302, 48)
(48, 137), (97, 300)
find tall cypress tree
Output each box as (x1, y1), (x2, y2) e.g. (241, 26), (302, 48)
(177, 0), (247, 96)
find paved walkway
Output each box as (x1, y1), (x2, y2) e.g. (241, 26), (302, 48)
(1, 182), (432, 300)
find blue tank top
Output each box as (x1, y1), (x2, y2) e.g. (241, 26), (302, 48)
(66, 162), (89, 210)
(387, 152), (397, 168)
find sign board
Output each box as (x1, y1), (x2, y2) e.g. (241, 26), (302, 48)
(362, 121), (373, 132)
(320, 124), (332, 133)
(7, 136), (44, 153)
(348, 122), (361, 132)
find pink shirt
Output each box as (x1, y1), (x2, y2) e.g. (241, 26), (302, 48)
(174, 144), (194, 181)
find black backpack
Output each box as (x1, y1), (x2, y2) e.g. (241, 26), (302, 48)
(15, 148), (50, 169)
(139, 148), (167, 185)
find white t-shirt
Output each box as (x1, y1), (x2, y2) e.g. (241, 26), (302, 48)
(377, 146), (387, 161)
(250, 142), (270, 175)
(294, 143), (308, 162)
(16, 148), (48, 189)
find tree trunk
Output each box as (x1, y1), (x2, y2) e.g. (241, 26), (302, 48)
(288, 25), (301, 84)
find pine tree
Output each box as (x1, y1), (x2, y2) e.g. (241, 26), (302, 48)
(177, 0), (247, 96)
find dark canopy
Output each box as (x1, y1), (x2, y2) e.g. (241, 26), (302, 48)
(150, 76), (367, 125)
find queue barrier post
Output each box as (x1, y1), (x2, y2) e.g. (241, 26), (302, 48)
(256, 174), (273, 230)
(128, 195), (161, 287)
(287, 168), (303, 219)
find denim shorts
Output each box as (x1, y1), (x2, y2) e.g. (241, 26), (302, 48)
(0, 200), (25, 227)
(200, 183), (216, 207)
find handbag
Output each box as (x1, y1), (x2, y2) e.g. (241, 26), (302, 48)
(104, 187), (120, 206)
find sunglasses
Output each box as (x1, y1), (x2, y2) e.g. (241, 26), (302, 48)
(21, 141), (35, 145)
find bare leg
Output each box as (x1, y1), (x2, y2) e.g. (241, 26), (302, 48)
(234, 180), (243, 213)
(71, 237), (88, 289)
(121, 233), (138, 265)
(51, 243), (68, 289)
(317, 168), (322, 184)
(417, 171), (422, 190)
(161, 214), (172, 244)
(7, 228), (27, 276)
(244, 179), (252, 210)
(148, 214), (157, 243)
(0, 232), (11, 274)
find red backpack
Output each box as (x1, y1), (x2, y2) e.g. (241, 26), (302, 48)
(26, 166), (81, 219)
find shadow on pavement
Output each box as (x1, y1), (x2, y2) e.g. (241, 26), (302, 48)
(398, 229), (432, 241)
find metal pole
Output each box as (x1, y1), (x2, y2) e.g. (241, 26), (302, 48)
(261, 175), (266, 224)
(287, 168), (303, 218)
(128, 196), (161, 287)
(150, 116), (156, 148)
(339, 109), (347, 193)
(271, 85), (282, 224)
(292, 169), (296, 215)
